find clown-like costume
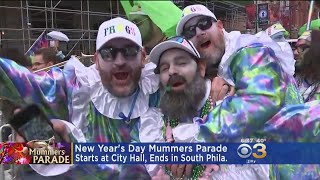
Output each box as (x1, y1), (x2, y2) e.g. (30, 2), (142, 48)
(140, 37), (270, 180)
(0, 18), (161, 179)
(0, 57), (160, 179)
(199, 32), (320, 180)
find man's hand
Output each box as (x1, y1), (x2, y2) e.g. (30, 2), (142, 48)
(199, 164), (220, 180)
(211, 77), (235, 105)
(152, 166), (170, 180)
(165, 164), (193, 178)
(15, 119), (71, 143)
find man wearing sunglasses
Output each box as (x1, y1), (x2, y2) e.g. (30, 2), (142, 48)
(0, 17), (159, 179)
(173, 4), (309, 179)
(294, 31), (311, 75)
(294, 30), (320, 102)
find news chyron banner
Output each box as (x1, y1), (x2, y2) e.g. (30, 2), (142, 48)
(1, 140), (320, 164)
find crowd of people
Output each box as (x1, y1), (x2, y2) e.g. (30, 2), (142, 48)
(0, 2), (320, 180)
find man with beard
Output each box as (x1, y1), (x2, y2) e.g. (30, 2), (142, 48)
(175, 3), (303, 138)
(124, 1), (234, 104)
(294, 30), (320, 102)
(0, 17), (158, 179)
(171, 4), (305, 179)
(265, 30), (320, 180)
(294, 31), (311, 75)
(176, 4), (320, 179)
(138, 37), (269, 179)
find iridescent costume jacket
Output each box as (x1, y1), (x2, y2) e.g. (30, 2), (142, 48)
(0, 57), (160, 179)
(210, 31), (320, 180)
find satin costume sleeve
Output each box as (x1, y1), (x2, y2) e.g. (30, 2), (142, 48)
(199, 44), (290, 142)
(0, 57), (75, 121)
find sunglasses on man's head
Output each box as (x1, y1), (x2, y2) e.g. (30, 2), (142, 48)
(99, 46), (140, 62)
(182, 17), (216, 39)
(167, 36), (200, 58)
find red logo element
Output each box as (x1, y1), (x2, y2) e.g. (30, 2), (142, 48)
(126, 26), (136, 36)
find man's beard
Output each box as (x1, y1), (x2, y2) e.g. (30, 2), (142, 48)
(159, 71), (207, 120)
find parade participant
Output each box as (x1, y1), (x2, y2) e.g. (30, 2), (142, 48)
(294, 30), (320, 102)
(176, 3), (302, 138)
(124, 1), (234, 105)
(0, 17), (160, 179)
(176, 5), (298, 84)
(294, 31), (311, 74)
(141, 36), (269, 179)
(265, 30), (320, 180)
(32, 47), (59, 71)
(177, 4), (320, 180)
(173, 4), (306, 178)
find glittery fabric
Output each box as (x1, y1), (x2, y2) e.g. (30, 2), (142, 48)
(0, 57), (154, 179)
(198, 44), (320, 180)
(267, 99), (320, 180)
(0, 57), (71, 121)
(268, 77), (320, 180)
(199, 44), (303, 142)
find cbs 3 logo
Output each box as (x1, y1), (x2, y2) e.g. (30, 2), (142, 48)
(237, 143), (267, 159)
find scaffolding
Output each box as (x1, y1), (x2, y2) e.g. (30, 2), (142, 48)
(0, 0), (125, 55)
(0, 0), (246, 56)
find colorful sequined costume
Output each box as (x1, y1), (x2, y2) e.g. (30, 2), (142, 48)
(267, 77), (320, 180)
(200, 31), (320, 179)
(0, 56), (161, 179)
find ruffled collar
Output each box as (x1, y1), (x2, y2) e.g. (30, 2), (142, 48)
(86, 62), (159, 119)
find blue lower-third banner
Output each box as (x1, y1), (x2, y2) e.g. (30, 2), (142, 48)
(71, 143), (320, 164)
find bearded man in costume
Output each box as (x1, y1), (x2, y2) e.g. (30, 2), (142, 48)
(173, 4), (320, 180)
(265, 30), (320, 180)
(294, 30), (320, 102)
(140, 37), (269, 179)
(122, 0), (236, 108)
(0, 17), (159, 179)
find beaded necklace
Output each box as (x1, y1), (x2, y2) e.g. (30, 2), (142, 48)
(163, 96), (214, 179)
(297, 76), (320, 102)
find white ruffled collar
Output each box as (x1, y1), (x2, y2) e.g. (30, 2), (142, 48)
(90, 62), (159, 119)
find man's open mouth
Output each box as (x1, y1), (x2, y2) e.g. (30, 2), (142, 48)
(113, 72), (129, 80)
(200, 40), (211, 49)
(172, 81), (184, 87)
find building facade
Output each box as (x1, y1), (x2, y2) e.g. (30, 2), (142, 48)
(0, 0), (248, 56)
